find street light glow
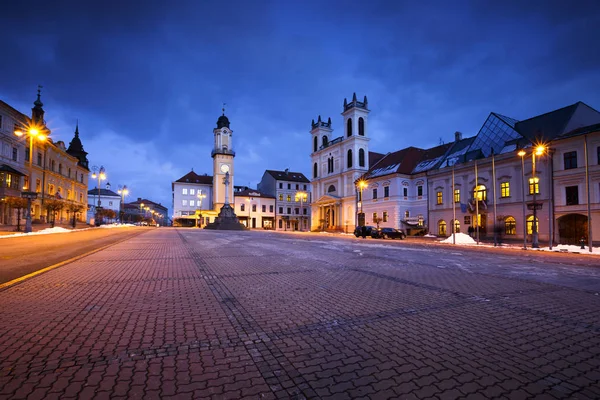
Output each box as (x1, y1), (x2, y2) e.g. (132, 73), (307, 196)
(535, 145), (545, 155)
(358, 180), (368, 189)
(517, 150), (526, 157)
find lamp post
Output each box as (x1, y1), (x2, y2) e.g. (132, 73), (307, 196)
(117, 185), (128, 223)
(90, 166), (106, 211)
(518, 145), (545, 249)
(246, 198), (252, 229)
(14, 124), (46, 232)
(518, 151), (527, 249)
(295, 191), (307, 231)
(356, 179), (368, 227)
(197, 190), (206, 227)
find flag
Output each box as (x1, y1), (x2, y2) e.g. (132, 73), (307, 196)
(461, 203), (468, 213)
(55, 192), (62, 199)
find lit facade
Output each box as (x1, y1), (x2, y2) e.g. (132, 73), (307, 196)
(233, 189), (276, 229)
(172, 171), (214, 226)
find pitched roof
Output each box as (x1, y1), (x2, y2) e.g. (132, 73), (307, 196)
(438, 137), (476, 168)
(515, 101), (600, 142)
(368, 151), (387, 168)
(88, 188), (120, 197)
(174, 170), (213, 184)
(412, 142), (454, 173)
(265, 170), (310, 183)
(364, 147), (424, 179)
(128, 198), (168, 211)
(233, 188), (275, 198)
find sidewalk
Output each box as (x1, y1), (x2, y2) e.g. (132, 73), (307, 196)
(0, 222), (92, 236)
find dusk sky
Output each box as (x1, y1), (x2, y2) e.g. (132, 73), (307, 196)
(2, 0), (599, 217)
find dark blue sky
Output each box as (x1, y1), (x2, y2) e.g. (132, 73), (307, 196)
(2, 0), (599, 216)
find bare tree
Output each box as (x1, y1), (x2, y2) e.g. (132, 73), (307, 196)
(5, 197), (28, 231)
(45, 199), (65, 228)
(66, 202), (86, 228)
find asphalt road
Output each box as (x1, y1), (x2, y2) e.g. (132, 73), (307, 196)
(0, 226), (150, 285)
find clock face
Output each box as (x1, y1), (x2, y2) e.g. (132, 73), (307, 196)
(220, 164), (230, 173)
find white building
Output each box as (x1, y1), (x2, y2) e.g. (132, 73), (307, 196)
(257, 169), (311, 231)
(87, 184), (122, 222)
(233, 188), (276, 229)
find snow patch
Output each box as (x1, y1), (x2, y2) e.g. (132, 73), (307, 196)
(441, 233), (476, 245)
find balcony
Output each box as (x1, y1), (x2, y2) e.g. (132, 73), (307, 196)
(211, 148), (236, 157)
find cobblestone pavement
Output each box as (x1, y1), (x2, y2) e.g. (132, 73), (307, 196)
(1, 229), (599, 399)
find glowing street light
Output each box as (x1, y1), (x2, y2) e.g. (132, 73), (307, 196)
(90, 165), (106, 211)
(197, 190), (206, 227)
(518, 144), (546, 249)
(356, 179), (368, 227)
(295, 191), (308, 231)
(117, 185), (129, 222)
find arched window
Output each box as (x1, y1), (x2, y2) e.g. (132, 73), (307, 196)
(453, 219), (460, 234)
(313, 136), (318, 152)
(526, 215), (538, 235)
(347, 149), (353, 168)
(328, 185), (336, 193)
(322, 136), (328, 147)
(347, 118), (353, 136)
(359, 148), (365, 167)
(505, 216), (516, 235)
(358, 117), (364, 136)
(438, 220), (447, 236)
(313, 162), (318, 178)
(473, 184), (487, 201)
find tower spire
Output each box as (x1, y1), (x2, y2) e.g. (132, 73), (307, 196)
(75, 119), (80, 136)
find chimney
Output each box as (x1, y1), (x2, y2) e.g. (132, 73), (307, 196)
(454, 131), (462, 142)
(137, 197), (142, 201)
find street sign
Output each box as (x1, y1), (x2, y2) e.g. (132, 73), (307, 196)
(527, 202), (543, 211)
(21, 191), (38, 199)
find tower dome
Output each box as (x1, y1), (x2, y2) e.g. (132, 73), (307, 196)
(216, 114), (230, 129)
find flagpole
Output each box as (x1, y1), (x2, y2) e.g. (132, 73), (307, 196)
(492, 150), (497, 246)
(585, 135), (593, 252)
(475, 160), (479, 245)
(452, 164), (456, 245)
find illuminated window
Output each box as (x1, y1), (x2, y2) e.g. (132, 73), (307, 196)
(418, 215), (424, 227)
(438, 220), (447, 236)
(528, 178), (539, 195)
(501, 182), (510, 198)
(182, 188), (188, 195)
(278, 194), (283, 201)
(287, 195), (291, 202)
(372, 212), (377, 221)
(190, 189), (195, 195)
(504, 216), (516, 235)
(182, 199), (187, 206)
(526, 215), (539, 234)
(36, 179), (41, 193)
(474, 185), (487, 201)
(436, 191), (443, 205)
(383, 211), (388, 222)
(464, 216), (471, 225)
(189, 200), (195, 207)
(24, 176), (29, 190)
(453, 219), (460, 233)
(454, 189), (460, 203)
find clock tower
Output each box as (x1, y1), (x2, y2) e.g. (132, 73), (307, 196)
(212, 110), (235, 211)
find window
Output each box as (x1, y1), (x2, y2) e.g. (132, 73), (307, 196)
(182, 199), (187, 206)
(295, 208), (299, 215)
(383, 211), (388, 222)
(372, 212), (377, 221)
(287, 207), (291, 214)
(417, 186), (423, 197)
(328, 185), (336, 193)
(68, 168), (72, 178)
(25, 147), (30, 162)
(528, 178), (539, 195)
(405, 210), (409, 218)
(504, 216), (516, 235)
(347, 149), (353, 168)
(384, 186), (389, 198)
(279, 220), (283, 229)
(279, 207), (283, 213)
(58, 164), (62, 174)
(24, 176), (29, 190)
(464, 216), (471, 225)
(12, 147), (17, 161)
(526, 215), (539, 235)
(79, 193), (83, 203)
(322, 136), (328, 147)
(241, 204), (245, 212)
(37, 152), (42, 166)
(278, 194), (283, 201)
(403, 188), (408, 197)
(182, 188), (188, 195)
(372, 188), (377, 199)
(303, 185), (307, 190)
(418, 215), (424, 227)
(287, 183), (291, 189)
(597, 146), (600, 164)
(565, 186), (579, 205)
(287, 195), (291, 202)
(358, 117), (364, 136)
(474, 185), (487, 200)
(359, 149), (365, 167)
(303, 208), (307, 215)
(347, 118), (352, 137)
(436, 191), (443, 205)
(270, 205), (274, 212)
(454, 189), (460, 203)
(313, 136), (318, 152)
(453, 219), (460, 233)
(313, 163), (318, 178)
(262, 205), (266, 212)
(563, 151), (577, 170)
(48, 184), (55, 195)
(108, 201), (113, 206)
(438, 220), (447, 236)
(252, 205), (256, 212)
(189, 200), (195, 207)
(36, 179), (41, 193)
(190, 189), (195, 195)
(279, 183), (283, 189)
(500, 182), (510, 198)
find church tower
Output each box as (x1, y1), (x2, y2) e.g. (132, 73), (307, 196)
(212, 109), (235, 211)
(31, 86), (45, 126)
(66, 122), (90, 170)
(342, 93), (370, 172)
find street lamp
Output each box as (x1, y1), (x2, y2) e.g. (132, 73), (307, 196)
(356, 179), (368, 227)
(246, 198), (252, 229)
(295, 191), (308, 231)
(197, 190), (206, 227)
(90, 166), (106, 211)
(518, 145), (546, 249)
(117, 185), (128, 223)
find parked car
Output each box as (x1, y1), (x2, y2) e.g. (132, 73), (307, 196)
(372, 227), (406, 240)
(354, 225), (376, 238)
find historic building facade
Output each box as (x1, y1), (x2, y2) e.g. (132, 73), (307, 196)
(257, 169), (311, 231)
(233, 188), (276, 229)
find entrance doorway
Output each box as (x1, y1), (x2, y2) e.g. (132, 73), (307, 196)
(558, 214), (588, 244)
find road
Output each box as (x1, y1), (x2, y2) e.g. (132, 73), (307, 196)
(0, 228), (599, 399)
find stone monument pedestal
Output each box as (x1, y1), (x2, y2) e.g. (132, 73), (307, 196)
(204, 204), (247, 230)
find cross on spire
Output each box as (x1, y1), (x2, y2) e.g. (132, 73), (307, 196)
(222, 103), (227, 115)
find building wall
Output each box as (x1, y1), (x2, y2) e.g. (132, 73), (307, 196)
(234, 193), (276, 229)
(172, 181), (213, 220)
